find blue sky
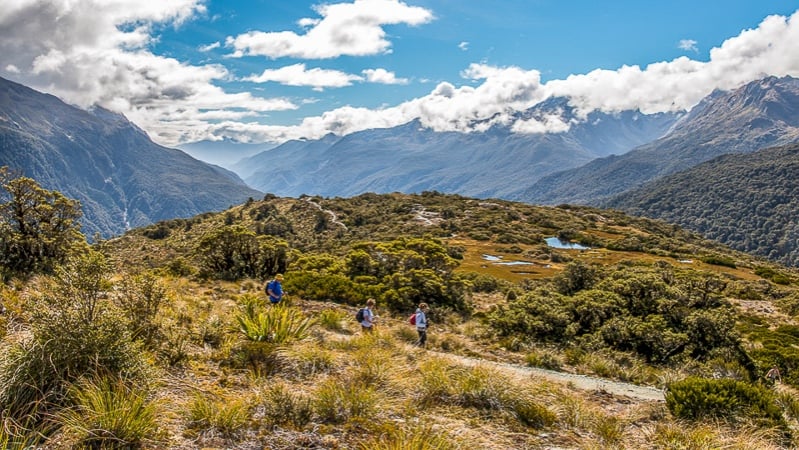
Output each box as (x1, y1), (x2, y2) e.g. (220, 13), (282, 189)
(2, 0), (799, 157)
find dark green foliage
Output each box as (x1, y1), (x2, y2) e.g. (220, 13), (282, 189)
(754, 266), (792, 285)
(195, 225), (288, 280)
(339, 238), (469, 312)
(607, 143), (799, 267)
(0, 167), (84, 279)
(488, 265), (743, 364)
(284, 272), (377, 306)
(665, 377), (784, 428)
(554, 261), (601, 295)
(700, 255), (737, 268)
(743, 324), (799, 387)
(142, 223), (170, 240)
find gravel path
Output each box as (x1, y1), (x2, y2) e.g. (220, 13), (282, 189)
(437, 352), (665, 402)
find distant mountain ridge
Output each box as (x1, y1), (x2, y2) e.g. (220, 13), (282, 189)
(605, 143), (799, 267)
(514, 76), (799, 205)
(235, 99), (680, 198)
(0, 76), (262, 238)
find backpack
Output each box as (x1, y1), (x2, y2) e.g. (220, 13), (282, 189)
(355, 308), (366, 322)
(409, 313), (416, 325)
(264, 280), (275, 295)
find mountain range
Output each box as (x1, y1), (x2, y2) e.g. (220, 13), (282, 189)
(3, 74), (799, 267)
(234, 99), (680, 199)
(515, 76), (799, 205)
(0, 76), (261, 238)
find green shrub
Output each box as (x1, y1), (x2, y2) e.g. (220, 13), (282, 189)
(700, 255), (736, 268)
(0, 252), (147, 423)
(665, 377), (784, 427)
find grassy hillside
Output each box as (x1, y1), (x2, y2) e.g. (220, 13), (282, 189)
(3, 191), (799, 448)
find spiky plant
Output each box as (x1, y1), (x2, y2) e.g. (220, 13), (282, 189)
(236, 303), (315, 344)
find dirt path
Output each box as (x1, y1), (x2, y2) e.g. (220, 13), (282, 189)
(304, 198), (348, 230)
(435, 351), (665, 402)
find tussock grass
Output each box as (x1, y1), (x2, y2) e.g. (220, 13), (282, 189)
(186, 392), (250, 438)
(525, 347), (564, 370)
(358, 425), (460, 450)
(313, 378), (379, 423)
(317, 308), (349, 331)
(255, 381), (313, 429)
(641, 422), (788, 450)
(56, 376), (161, 449)
(279, 343), (339, 378)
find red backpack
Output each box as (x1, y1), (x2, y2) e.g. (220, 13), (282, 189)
(409, 313), (416, 325)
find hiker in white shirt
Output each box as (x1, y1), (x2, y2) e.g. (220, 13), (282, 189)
(361, 298), (378, 332)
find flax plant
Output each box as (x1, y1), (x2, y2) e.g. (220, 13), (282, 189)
(236, 302), (315, 344)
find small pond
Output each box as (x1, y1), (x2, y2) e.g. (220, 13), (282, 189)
(544, 237), (590, 250)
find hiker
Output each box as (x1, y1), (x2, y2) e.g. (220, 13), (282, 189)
(360, 298), (378, 333)
(414, 302), (429, 347)
(766, 365), (782, 384)
(265, 274), (285, 304)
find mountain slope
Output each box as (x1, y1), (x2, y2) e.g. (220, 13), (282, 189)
(237, 100), (679, 199)
(605, 143), (799, 267)
(515, 76), (799, 205)
(0, 76), (262, 237)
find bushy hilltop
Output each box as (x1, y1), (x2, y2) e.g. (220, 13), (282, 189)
(4, 185), (799, 448)
(606, 143), (799, 268)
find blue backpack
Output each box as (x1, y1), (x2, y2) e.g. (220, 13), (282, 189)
(355, 308), (366, 322)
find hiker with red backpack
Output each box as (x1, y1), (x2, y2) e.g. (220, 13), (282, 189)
(413, 302), (429, 347)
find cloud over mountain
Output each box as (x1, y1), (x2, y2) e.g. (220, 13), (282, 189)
(2, 1), (799, 149)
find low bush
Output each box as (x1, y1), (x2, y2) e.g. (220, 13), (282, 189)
(665, 377), (784, 427)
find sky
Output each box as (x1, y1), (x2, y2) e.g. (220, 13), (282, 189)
(2, 0), (799, 155)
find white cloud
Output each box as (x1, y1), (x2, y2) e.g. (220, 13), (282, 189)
(3, 1), (799, 149)
(0, 0), (298, 145)
(206, 9), (799, 144)
(244, 63), (362, 90)
(199, 41), (221, 52)
(678, 39), (698, 52)
(226, 0), (434, 59)
(458, 41), (469, 51)
(362, 68), (408, 84)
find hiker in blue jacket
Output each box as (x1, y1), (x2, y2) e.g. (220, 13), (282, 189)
(415, 302), (429, 347)
(266, 274), (285, 304)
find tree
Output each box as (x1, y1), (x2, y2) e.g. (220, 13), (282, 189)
(0, 167), (84, 278)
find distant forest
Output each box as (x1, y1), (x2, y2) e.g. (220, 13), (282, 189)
(606, 143), (799, 267)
